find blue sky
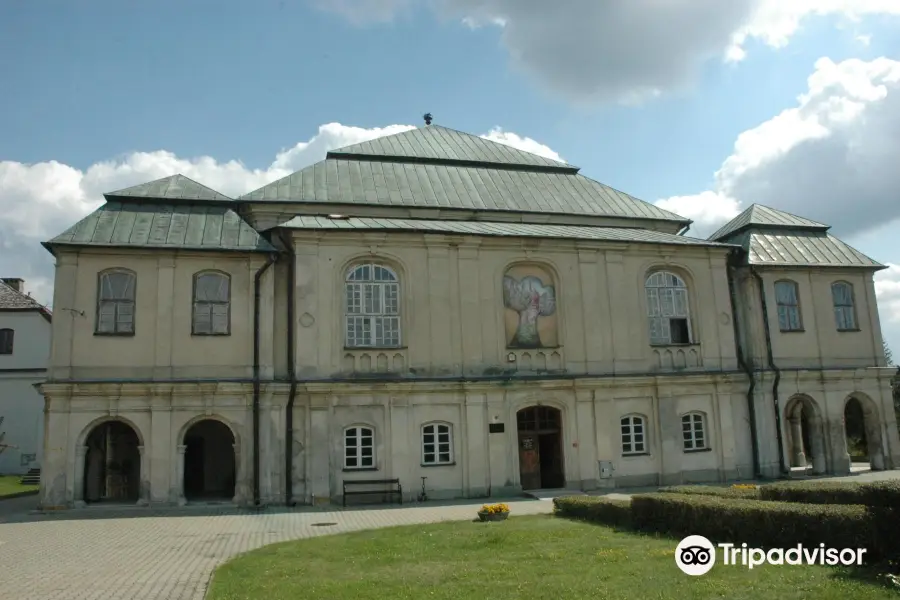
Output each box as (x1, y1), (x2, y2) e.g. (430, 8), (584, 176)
(2, 0), (900, 356)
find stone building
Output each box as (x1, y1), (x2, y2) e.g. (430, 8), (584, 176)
(37, 123), (899, 508)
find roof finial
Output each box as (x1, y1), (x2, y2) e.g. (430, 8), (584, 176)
(423, 113), (433, 126)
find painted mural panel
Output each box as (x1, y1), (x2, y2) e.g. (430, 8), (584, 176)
(502, 264), (558, 348)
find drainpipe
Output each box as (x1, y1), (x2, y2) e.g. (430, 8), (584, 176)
(278, 230), (298, 507)
(750, 267), (788, 476)
(727, 256), (760, 479)
(676, 224), (691, 237)
(253, 252), (278, 506)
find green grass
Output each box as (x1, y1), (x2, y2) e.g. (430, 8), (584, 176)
(206, 515), (895, 600)
(0, 475), (37, 498)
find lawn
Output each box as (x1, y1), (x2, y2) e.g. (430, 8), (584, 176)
(206, 515), (894, 600)
(0, 475), (38, 499)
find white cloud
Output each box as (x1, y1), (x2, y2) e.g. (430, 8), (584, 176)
(655, 56), (900, 240)
(875, 264), (900, 325)
(0, 123), (559, 307)
(312, 0), (900, 101)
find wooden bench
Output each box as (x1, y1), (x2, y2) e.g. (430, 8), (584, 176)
(342, 478), (403, 507)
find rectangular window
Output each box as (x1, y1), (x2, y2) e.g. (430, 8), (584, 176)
(774, 281), (803, 332)
(682, 413), (707, 451)
(422, 423), (453, 465)
(621, 416), (646, 455)
(0, 329), (13, 354)
(344, 427), (375, 469)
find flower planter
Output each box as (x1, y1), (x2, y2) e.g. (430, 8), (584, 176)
(478, 511), (509, 522)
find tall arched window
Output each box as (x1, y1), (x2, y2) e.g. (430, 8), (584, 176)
(831, 281), (857, 331)
(620, 415), (646, 455)
(645, 271), (691, 345)
(96, 269), (136, 334)
(682, 412), (708, 451)
(774, 280), (802, 332)
(344, 425), (375, 470)
(345, 263), (400, 348)
(193, 271), (231, 335)
(0, 328), (13, 354)
(421, 422), (454, 465)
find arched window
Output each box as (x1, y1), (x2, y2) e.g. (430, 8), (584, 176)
(0, 328), (13, 354)
(96, 269), (136, 334)
(681, 412), (708, 451)
(774, 280), (802, 332)
(345, 263), (400, 348)
(645, 271), (691, 345)
(344, 425), (375, 470)
(193, 271), (231, 335)
(831, 282), (857, 331)
(620, 415), (646, 455)
(421, 422), (453, 465)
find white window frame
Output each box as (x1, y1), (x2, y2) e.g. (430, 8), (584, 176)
(681, 412), (708, 451)
(192, 270), (231, 335)
(344, 263), (401, 348)
(831, 281), (858, 331)
(645, 271), (692, 345)
(96, 269), (136, 335)
(774, 280), (803, 332)
(421, 422), (454, 465)
(620, 415), (647, 455)
(343, 425), (375, 470)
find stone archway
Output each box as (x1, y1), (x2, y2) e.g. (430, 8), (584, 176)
(844, 394), (885, 471)
(516, 405), (565, 490)
(784, 395), (827, 475)
(82, 420), (142, 504)
(182, 419), (237, 502)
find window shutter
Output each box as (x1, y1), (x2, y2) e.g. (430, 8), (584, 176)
(98, 302), (116, 333)
(211, 304), (229, 334)
(116, 302), (135, 333)
(193, 303), (212, 334)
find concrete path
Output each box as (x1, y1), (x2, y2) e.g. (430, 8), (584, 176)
(0, 498), (553, 600)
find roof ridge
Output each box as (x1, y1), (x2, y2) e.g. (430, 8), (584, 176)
(105, 173), (233, 203)
(708, 202), (829, 241)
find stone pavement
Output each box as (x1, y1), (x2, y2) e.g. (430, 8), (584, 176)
(0, 497), (554, 600)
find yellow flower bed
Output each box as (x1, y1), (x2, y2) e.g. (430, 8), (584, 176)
(731, 484), (759, 490)
(480, 503), (510, 514)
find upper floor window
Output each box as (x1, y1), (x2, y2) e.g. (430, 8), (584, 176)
(421, 422), (453, 465)
(774, 280), (802, 332)
(645, 271), (691, 345)
(345, 263), (400, 348)
(344, 425), (375, 470)
(682, 412), (708, 451)
(193, 271), (231, 335)
(0, 329), (13, 354)
(620, 415), (646, 455)
(831, 282), (857, 331)
(96, 269), (136, 335)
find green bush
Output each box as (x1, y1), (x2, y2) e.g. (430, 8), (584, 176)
(657, 485), (761, 499)
(629, 493), (894, 559)
(553, 495), (632, 528)
(760, 480), (900, 507)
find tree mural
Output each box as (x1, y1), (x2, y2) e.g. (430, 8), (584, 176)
(503, 274), (557, 348)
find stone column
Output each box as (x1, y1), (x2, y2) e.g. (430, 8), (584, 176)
(232, 442), (242, 504)
(789, 416), (806, 467)
(176, 444), (187, 506)
(136, 446), (149, 506)
(809, 416), (827, 475)
(73, 445), (87, 508)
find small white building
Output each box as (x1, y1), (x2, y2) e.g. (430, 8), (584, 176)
(0, 278), (51, 475)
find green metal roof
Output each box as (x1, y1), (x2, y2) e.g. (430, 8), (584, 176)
(328, 125), (575, 171)
(709, 204), (829, 241)
(44, 202), (275, 254)
(729, 230), (883, 269)
(240, 158), (689, 225)
(104, 174), (233, 204)
(279, 216), (730, 248)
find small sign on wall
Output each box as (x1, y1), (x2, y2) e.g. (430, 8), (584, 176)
(488, 423), (505, 434)
(599, 460), (614, 479)
(20, 453), (36, 466)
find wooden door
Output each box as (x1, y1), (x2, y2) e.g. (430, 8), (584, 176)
(519, 433), (541, 490)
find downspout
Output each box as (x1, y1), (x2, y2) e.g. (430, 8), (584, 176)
(253, 252), (278, 506)
(750, 266), (788, 476)
(727, 254), (760, 478)
(676, 224), (691, 236)
(279, 230), (298, 506)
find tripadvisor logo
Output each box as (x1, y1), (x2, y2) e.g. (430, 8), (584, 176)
(675, 536), (867, 576)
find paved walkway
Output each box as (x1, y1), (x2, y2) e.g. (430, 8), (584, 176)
(0, 498), (554, 600)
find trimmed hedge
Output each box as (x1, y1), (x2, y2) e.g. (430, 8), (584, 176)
(553, 495), (632, 528)
(630, 492), (893, 557)
(657, 485), (761, 500)
(760, 479), (900, 507)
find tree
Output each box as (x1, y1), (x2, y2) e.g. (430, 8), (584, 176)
(885, 339), (895, 366)
(0, 416), (14, 455)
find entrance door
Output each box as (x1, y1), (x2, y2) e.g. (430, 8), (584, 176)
(516, 406), (564, 490)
